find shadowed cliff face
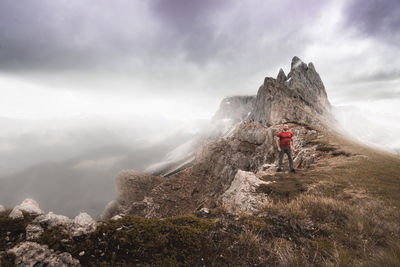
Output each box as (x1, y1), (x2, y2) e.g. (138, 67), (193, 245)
(103, 56), (338, 219)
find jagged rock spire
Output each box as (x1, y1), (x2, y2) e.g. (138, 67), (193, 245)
(248, 56), (334, 126)
(290, 56), (307, 70)
(286, 56), (331, 114)
(277, 68), (287, 83)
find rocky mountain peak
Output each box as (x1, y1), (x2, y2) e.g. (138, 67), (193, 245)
(100, 56), (336, 220)
(276, 68), (287, 83)
(290, 56), (307, 70)
(248, 56), (334, 127)
(286, 56), (331, 115)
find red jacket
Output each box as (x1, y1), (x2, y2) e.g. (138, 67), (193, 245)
(277, 130), (293, 148)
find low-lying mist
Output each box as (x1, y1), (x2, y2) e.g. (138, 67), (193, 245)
(333, 105), (400, 155)
(0, 114), (207, 218)
(1, 103), (398, 219)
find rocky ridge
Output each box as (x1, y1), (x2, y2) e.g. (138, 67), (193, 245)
(101, 56), (336, 219)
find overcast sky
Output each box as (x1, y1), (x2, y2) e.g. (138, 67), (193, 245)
(0, 0), (399, 121)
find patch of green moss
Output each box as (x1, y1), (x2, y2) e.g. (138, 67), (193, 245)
(38, 226), (70, 251)
(39, 213), (220, 266)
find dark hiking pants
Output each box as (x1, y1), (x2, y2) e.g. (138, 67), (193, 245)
(278, 146), (294, 170)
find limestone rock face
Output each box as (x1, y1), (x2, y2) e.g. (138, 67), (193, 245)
(249, 78), (328, 127)
(286, 56), (331, 115)
(8, 241), (80, 267)
(219, 170), (271, 214)
(249, 56), (333, 127)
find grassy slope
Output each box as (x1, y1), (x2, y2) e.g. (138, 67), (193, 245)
(1, 125), (400, 266)
(257, 126), (400, 266)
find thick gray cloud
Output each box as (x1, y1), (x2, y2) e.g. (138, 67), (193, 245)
(0, 0), (399, 114)
(343, 0), (400, 43)
(0, 0), (330, 72)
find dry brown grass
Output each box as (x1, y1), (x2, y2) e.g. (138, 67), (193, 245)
(250, 127), (400, 265)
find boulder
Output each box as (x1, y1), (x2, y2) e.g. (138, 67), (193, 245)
(33, 211), (72, 228)
(71, 212), (97, 237)
(9, 199), (43, 220)
(219, 170), (271, 214)
(293, 148), (318, 169)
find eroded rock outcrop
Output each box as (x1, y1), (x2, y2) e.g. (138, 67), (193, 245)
(219, 170), (272, 214)
(286, 56), (331, 115)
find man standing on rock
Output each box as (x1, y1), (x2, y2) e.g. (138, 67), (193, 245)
(276, 124), (295, 173)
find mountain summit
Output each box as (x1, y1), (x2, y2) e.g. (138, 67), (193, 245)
(101, 56), (338, 219)
(249, 56), (332, 126)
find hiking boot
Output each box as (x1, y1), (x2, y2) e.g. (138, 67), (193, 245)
(290, 169), (296, 173)
(276, 168), (282, 172)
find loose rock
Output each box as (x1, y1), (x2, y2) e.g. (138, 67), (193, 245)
(33, 211), (71, 228)
(26, 224), (44, 241)
(8, 241), (80, 267)
(9, 199), (43, 220)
